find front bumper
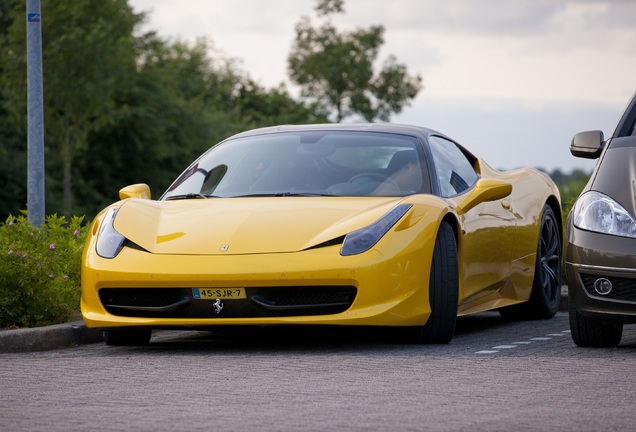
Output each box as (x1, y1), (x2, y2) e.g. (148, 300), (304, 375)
(81, 242), (433, 330)
(566, 224), (636, 323)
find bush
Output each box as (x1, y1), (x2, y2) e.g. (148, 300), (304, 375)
(0, 213), (88, 328)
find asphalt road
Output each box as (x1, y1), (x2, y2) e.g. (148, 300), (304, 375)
(2, 311), (636, 432)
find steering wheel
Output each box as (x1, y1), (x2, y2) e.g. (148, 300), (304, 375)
(347, 172), (390, 183)
(347, 172), (401, 194)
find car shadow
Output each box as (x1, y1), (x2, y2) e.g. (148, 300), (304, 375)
(109, 311), (636, 357)
(133, 311), (516, 353)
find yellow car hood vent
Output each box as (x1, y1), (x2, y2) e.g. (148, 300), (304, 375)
(113, 197), (404, 255)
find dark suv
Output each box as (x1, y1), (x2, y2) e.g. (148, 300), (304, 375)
(566, 91), (636, 347)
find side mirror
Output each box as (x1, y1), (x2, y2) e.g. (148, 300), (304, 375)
(119, 183), (151, 200)
(456, 179), (512, 214)
(570, 130), (604, 159)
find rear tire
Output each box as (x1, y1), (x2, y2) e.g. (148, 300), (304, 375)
(414, 221), (458, 344)
(103, 328), (152, 346)
(499, 204), (561, 320)
(569, 299), (622, 347)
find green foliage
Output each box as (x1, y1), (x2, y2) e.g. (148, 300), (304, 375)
(71, 36), (328, 215)
(550, 168), (590, 217)
(288, 0), (422, 122)
(231, 80), (329, 129)
(0, 3), (328, 221)
(75, 36), (229, 210)
(0, 0), (27, 216)
(547, 168), (590, 284)
(316, 0), (344, 16)
(1, 0), (141, 217)
(0, 213), (88, 328)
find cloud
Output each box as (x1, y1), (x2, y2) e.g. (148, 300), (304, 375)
(338, 0), (636, 38)
(394, 96), (622, 172)
(345, 0), (561, 36)
(128, 0), (634, 171)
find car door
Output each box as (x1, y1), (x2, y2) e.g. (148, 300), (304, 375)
(428, 136), (516, 306)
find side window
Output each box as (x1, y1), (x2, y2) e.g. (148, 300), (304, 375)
(428, 136), (478, 197)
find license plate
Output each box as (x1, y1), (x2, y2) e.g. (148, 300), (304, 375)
(192, 288), (246, 300)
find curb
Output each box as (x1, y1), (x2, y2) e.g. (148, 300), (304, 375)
(0, 320), (103, 354)
(1, 288), (569, 354)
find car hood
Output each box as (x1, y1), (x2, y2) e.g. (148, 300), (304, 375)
(112, 197), (407, 255)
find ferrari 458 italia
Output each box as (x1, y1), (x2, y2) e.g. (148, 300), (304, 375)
(81, 123), (563, 345)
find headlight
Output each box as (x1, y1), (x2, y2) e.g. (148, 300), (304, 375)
(96, 208), (126, 258)
(573, 191), (636, 238)
(341, 204), (412, 256)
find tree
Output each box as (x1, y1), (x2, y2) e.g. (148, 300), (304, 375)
(0, 0), (29, 216)
(288, 0), (422, 122)
(75, 36), (329, 218)
(1, 0), (141, 217)
(75, 36), (239, 215)
(550, 168), (590, 210)
(0, 1), (332, 220)
(231, 80), (329, 129)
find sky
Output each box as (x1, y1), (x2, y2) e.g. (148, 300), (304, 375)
(128, 0), (636, 173)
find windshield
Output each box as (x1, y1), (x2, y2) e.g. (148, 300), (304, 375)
(162, 130), (429, 199)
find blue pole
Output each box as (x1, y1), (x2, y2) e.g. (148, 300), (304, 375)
(26, 0), (45, 227)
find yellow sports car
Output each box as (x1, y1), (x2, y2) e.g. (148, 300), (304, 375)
(81, 123), (563, 345)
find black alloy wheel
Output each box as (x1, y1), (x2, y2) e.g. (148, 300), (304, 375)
(500, 204), (562, 320)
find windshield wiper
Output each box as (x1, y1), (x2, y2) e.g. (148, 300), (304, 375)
(231, 192), (334, 198)
(165, 193), (218, 200)
(275, 192), (334, 197)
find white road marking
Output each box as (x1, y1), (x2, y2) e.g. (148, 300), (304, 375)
(474, 329), (570, 354)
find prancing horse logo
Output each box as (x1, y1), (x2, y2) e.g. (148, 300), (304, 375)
(213, 298), (223, 314)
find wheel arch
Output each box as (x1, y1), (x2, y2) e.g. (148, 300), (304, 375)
(545, 194), (564, 242)
(440, 212), (460, 248)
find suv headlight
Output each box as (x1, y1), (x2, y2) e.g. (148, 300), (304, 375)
(341, 204), (412, 256)
(573, 191), (636, 238)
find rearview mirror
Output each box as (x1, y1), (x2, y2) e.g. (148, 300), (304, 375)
(570, 130), (604, 159)
(119, 183), (151, 200)
(456, 179), (512, 214)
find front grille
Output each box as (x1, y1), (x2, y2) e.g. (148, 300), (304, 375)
(580, 273), (636, 302)
(100, 289), (185, 309)
(99, 286), (357, 319)
(255, 287), (353, 307)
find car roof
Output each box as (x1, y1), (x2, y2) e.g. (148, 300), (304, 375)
(226, 123), (445, 142)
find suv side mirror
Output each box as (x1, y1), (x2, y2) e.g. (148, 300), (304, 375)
(570, 130), (604, 159)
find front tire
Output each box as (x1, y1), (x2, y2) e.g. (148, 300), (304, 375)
(103, 328), (152, 346)
(415, 221), (459, 344)
(569, 299), (623, 347)
(500, 204), (561, 320)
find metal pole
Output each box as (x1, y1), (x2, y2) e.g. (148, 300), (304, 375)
(26, 0), (45, 227)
